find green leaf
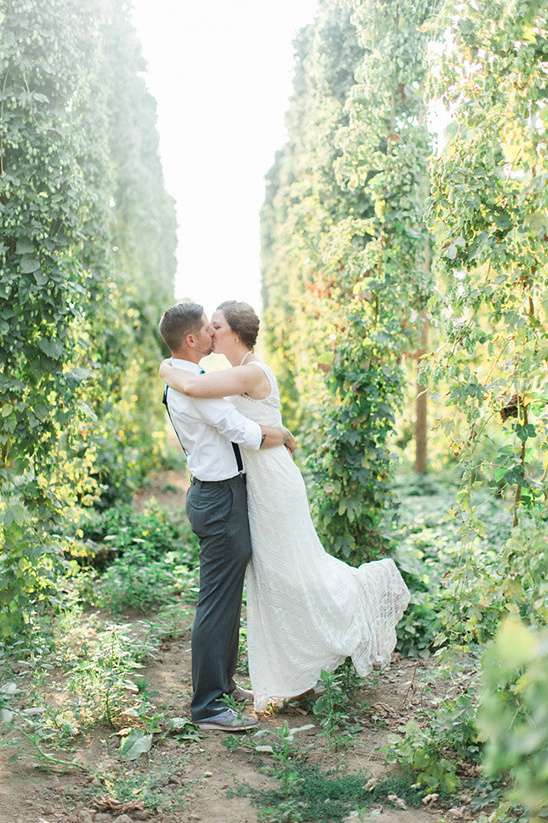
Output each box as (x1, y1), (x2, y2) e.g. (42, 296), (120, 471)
(118, 730), (153, 761)
(37, 338), (64, 359)
(65, 367), (94, 382)
(19, 256), (41, 274)
(16, 239), (34, 254)
(0, 682), (19, 696)
(516, 423), (536, 442)
(1, 501), (27, 530)
(33, 271), (48, 286)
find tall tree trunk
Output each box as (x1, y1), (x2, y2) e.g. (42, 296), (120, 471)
(414, 310), (429, 473)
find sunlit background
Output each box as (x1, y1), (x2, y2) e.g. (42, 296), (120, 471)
(131, 0), (318, 317)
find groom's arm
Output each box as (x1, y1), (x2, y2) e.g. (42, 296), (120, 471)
(192, 396), (294, 452)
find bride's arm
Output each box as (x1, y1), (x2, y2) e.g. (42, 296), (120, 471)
(159, 359), (266, 399)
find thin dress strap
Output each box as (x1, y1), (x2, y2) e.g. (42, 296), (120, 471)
(245, 360), (278, 403)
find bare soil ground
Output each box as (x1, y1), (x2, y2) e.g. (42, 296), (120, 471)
(0, 472), (470, 823)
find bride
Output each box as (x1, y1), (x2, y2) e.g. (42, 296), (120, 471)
(159, 300), (409, 711)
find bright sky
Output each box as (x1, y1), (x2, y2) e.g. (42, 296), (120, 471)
(130, 0), (319, 319)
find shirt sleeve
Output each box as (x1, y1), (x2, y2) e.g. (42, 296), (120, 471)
(190, 397), (263, 450)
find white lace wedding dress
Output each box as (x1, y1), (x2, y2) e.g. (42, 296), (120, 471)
(234, 360), (410, 712)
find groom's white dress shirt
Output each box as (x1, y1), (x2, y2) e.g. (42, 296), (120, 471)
(165, 359), (262, 482)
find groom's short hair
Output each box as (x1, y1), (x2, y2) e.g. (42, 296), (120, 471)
(159, 302), (204, 352)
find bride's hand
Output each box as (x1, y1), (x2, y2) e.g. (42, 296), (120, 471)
(159, 358), (172, 380)
(159, 361), (197, 395)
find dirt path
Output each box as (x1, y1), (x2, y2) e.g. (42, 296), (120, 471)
(0, 473), (462, 823)
(0, 638), (449, 823)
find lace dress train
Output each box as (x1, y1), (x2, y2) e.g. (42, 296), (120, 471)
(234, 361), (410, 711)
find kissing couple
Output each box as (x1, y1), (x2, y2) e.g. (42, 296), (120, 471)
(159, 300), (409, 731)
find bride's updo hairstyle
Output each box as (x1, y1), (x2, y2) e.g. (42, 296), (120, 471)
(217, 301), (260, 349)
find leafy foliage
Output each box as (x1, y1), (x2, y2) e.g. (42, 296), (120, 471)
(77, 501), (199, 565)
(258, 0), (548, 808)
(410, 4), (548, 807)
(311, 663), (362, 747)
(386, 717), (460, 795)
(71, 502), (200, 612)
(0, 0), (176, 633)
(424, 0), (548, 528)
(99, 548), (197, 614)
(261, 0), (434, 560)
(478, 618), (548, 819)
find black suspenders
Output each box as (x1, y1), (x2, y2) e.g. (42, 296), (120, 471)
(162, 386), (188, 455)
(163, 386), (244, 473)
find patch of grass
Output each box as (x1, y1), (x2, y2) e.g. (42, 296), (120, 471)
(0, 612), (173, 772)
(235, 760), (426, 822)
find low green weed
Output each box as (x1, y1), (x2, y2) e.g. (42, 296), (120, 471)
(0, 681), (86, 772)
(98, 547), (197, 613)
(385, 717), (460, 795)
(86, 749), (188, 813)
(1, 583), (193, 767)
(120, 679), (164, 736)
(255, 722), (311, 801)
(224, 721), (313, 823)
(383, 671), (481, 796)
(75, 500), (199, 568)
(222, 718), (311, 772)
(334, 656), (363, 700)
(167, 715), (202, 744)
(67, 623), (150, 729)
(1, 622), (165, 770)
(312, 666), (362, 748)
(146, 601), (194, 638)
(467, 776), (512, 816)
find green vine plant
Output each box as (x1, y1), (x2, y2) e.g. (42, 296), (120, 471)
(261, 0), (435, 561)
(0, 0), (176, 637)
(391, 0), (548, 815)
(424, 0), (548, 531)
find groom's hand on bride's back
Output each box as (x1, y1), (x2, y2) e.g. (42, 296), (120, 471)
(283, 428), (296, 456)
(258, 426), (295, 454)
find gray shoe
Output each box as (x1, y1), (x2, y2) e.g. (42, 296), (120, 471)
(195, 708), (258, 732)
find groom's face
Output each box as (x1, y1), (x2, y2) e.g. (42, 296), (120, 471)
(193, 314), (214, 358)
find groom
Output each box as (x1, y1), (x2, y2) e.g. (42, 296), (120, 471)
(159, 302), (294, 731)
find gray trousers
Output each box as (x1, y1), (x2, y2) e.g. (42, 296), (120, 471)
(185, 473), (252, 721)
